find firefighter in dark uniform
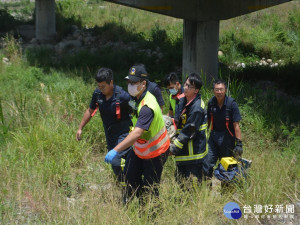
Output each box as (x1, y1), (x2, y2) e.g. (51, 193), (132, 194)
(203, 79), (243, 179)
(169, 73), (208, 187)
(76, 67), (132, 184)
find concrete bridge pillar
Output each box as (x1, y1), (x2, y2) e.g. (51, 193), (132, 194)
(182, 20), (219, 82)
(35, 0), (56, 43)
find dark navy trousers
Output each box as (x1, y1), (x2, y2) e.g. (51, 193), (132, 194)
(123, 149), (168, 199)
(203, 131), (235, 178)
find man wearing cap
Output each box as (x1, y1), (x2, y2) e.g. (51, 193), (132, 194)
(104, 68), (170, 203)
(127, 64), (165, 112)
(76, 67), (132, 187)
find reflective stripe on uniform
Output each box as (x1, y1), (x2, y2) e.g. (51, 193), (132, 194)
(199, 124), (207, 131)
(134, 130), (170, 159)
(175, 122), (209, 162)
(201, 99), (205, 109)
(135, 126), (166, 150)
(134, 127), (169, 155)
(175, 144), (208, 161)
(174, 138), (183, 149)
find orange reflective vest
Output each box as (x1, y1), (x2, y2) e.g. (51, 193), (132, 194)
(132, 91), (170, 159)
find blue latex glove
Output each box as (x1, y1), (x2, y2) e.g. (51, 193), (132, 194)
(105, 149), (118, 164)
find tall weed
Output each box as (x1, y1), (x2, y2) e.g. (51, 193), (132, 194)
(2, 34), (22, 63)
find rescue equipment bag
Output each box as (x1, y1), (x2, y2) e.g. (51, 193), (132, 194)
(214, 158), (252, 183)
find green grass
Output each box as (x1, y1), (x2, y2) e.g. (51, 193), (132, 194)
(0, 36), (299, 224)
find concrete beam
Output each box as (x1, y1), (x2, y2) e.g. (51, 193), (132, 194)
(105, 0), (291, 21)
(182, 20), (219, 81)
(35, 0), (56, 43)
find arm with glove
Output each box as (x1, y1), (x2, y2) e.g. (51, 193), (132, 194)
(170, 109), (202, 155)
(105, 127), (144, 163)
(232, 122), (243, 158)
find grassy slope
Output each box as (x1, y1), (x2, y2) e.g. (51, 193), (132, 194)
(0, 56), (299, 225)
(0, 1), (299, 224)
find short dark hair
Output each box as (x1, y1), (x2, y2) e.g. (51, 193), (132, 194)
(212, 79), (227, 89)
(95, 68), (113, 83)
(164, 72), (179, 87)
(187, 73), (202, 90)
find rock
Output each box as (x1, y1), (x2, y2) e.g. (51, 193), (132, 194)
(158, 52), (163, 59)
(58, 40), (82, 51)
(267, 59), (272, 63)
(146, 49), (152, 57)
(66, 197), (76, 205)
(90, 47), (97, 53)
(2, 57), (10, 65)
(89, 184), (99, 190)
(71, 25), (79, 32)
(73, 30), (82, 39)
(15, 25), (35, 41)
(218, 50), (224, 57)
(128, 42), (138, 49)
(83, 36), (95, 45)
(29, 38), (39, 44)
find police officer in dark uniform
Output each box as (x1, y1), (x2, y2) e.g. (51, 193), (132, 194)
(203, 79), (243, 179)
(76, 67), (132, 184)
(169, 73), (208, 187)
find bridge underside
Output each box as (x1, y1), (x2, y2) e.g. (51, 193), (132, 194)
(105, 0), (290, 21)
(105, 0), (290, 80)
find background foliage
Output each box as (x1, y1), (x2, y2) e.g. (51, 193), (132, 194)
(0, 1), (299, 224)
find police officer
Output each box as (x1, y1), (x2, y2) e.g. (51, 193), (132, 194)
(169, 73), (208, 187)
(203, 79), (243, 179)
(76, 67), (132, 184)
(164, 72), (184, 118)
(105, 65), (170, 202)
(128, 64), (165, 112)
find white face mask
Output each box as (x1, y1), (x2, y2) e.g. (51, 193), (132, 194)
(169, 88), (178, 95)
(128, 83), (140, 96)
